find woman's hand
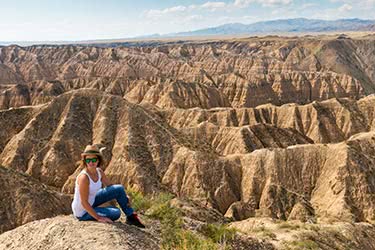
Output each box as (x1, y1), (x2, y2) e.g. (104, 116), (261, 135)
(97, 216), (113, 223)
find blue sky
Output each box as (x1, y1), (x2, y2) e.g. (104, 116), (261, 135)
(0, 0), (374, 41)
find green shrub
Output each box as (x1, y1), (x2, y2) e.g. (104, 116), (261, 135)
(153, 192), (175, 206)
(127, 187), (174, 213)
(145, 193), (179, 221)
(200, 223), (237, 244)
(127, 186), (152, 212)
(152, 201), (221, 250)
(127, 188), (238, 250)
(163, 230), (218, 250)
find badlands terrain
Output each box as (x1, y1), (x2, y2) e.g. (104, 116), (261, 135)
(0, 33), (375, 249)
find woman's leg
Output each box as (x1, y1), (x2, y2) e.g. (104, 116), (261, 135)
(92, 184), (134, 216)
(78, 206), (121, 221)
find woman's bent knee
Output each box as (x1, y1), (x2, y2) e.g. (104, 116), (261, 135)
(112, 184), (126, 194)
(110, 208), (121, 221)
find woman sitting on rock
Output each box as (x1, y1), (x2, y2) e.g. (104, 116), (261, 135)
(71, 144), (145, 228)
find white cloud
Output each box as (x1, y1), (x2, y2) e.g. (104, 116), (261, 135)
(145, 0), (294, 19)
(338, 3), (352, 12)
(299, 3), (318, 9)
(233, 0), (253, 8)
(234, 0), (293, 8)
(144, 6), (187, 18)
(330, 0), (375, 5)
(184, 15), (204, 22)
(262, 0), (293, 7)
(144, 2), (230, 19)
(201, 1), (227, 10)
(310, 7), (351, 20)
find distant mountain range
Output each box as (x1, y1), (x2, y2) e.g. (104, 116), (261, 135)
(140, 18), (375, 38)
(1, 18), (374, 46)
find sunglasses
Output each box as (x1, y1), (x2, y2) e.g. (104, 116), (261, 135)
(85, 158), (98, 164)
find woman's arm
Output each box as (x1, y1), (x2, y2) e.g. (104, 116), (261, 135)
(78, 174), (112, 223)
(99, 169), (112, 187)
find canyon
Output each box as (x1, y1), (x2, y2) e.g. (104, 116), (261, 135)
(0, 34), (374, 249)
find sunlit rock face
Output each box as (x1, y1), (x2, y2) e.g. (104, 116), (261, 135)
(0, 37), (374, 110)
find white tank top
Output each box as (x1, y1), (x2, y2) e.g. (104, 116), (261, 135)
(71, 168), (102, 217)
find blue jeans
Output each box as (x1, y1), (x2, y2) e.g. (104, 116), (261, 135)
(77, 184), (134, 221)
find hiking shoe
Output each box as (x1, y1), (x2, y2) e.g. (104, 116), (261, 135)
(126, 213), (145, 228)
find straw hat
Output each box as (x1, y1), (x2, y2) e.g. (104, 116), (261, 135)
(81, 144), (106, 157)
